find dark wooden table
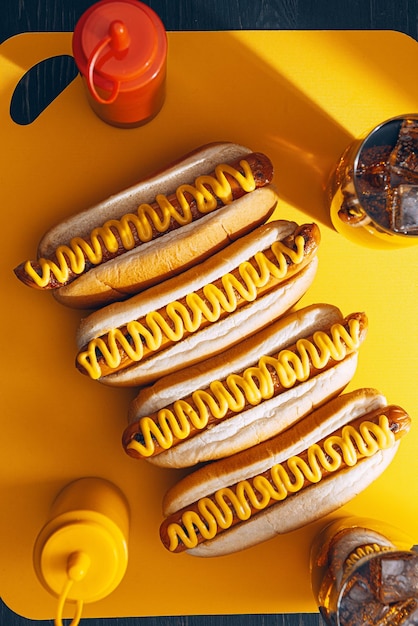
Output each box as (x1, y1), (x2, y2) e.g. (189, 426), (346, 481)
(1, 1), (416, 624)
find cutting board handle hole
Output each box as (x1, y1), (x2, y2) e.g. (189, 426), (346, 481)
(10, 54), (78, 125)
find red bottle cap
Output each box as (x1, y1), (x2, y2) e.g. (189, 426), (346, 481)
(73, 0), (167, 126)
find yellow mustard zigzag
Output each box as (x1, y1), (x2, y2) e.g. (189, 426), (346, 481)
(24, 160), (256, 287)
(128, 318), (361, 457)
(77, 235), (306, 379)
(165, 415), (395, 551)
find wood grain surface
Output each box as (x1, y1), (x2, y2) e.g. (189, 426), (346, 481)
(1, 1), (416, 625)
(1, 0), (418, 38)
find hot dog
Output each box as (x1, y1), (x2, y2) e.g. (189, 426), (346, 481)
(123, 304), (367, 467)
(75, 219), (320, 387)
(14, 143), (278, 309)
(159, 388), (411, 557)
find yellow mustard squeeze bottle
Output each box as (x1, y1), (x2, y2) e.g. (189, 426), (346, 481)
(33, 477), (129, 626)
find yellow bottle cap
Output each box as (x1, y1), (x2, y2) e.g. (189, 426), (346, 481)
(34, 512), (128, 603)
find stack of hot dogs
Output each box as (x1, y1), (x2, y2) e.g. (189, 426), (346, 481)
(14, 142), (411, 557)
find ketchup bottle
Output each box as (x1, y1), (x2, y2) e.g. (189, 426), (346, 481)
(72, 0), (167, 128)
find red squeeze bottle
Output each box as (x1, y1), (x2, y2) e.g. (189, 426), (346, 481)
(72, 0), (167, 128)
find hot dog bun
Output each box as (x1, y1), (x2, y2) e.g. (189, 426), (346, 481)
(14, 143), (278, 309)
(124, 304), (368, 467)
(75, 220), (320, 387)
(160, 389), (411, 557)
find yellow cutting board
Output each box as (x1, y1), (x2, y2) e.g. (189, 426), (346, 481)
(1, 30), (417, 620)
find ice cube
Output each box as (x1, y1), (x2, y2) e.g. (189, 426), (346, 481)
(389, 118), (418, 185)
(378, 552), (418, 604)
(356, 145), (391, 196)
(390, 185), (418, 234)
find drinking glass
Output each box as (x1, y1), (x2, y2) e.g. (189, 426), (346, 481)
(327, 115), (418, 248)
(310, 517), (418, 625)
